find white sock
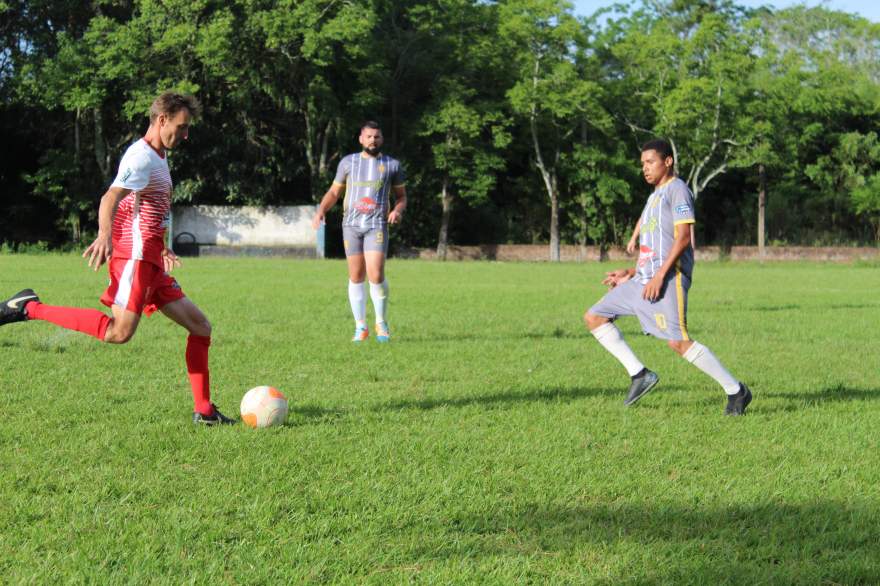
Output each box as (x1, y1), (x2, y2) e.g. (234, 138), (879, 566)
(348, 280), (366, 326)
(591, 322), (645, 377)
(369, 280), (388, 324)
(683, 341), (740, 395)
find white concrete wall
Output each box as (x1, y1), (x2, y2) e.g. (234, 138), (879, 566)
(172, 205), (319, 249)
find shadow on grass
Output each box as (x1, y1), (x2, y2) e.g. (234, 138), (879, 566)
(291, 386), (621, 423)
(403, 327), (594, 343)
(373, 385), (619, 412)
(442, 500), (880, 583)
(761, 385), (880, 413)
(828, 302), (880, 310)
(746, 303), (801, 312)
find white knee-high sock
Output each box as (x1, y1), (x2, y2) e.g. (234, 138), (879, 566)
(348, 280), (366, 325)
(369, 280), (388, 324)
(683, 341), (740, 395)
(591, 322), (645, 377)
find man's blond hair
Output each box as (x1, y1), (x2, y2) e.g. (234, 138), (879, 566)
(149, 91), (201, 123)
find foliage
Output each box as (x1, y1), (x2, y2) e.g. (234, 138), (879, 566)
(1, 1), (880, 251)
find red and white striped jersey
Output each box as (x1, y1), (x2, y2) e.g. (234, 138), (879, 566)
(110, 139), (172, 268)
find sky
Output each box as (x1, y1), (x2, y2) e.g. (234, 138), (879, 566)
(571, 0), (880, 22)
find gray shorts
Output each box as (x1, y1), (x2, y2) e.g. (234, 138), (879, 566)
(588, 272), (691, 341)
(342, 225), (388, 256)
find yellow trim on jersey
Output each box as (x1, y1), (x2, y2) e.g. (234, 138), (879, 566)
(675, 269), (689, 341)
(332, 181), (346, 187)
(674, 219), (695, 225)
(392, 183), (406, 188)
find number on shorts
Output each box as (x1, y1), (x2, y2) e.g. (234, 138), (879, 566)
(654, 313), (667, 330)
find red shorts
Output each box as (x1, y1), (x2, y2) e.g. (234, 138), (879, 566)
(100, 258), (185, 315)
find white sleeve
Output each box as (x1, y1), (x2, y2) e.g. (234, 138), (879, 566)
(111, 147), (152, 191)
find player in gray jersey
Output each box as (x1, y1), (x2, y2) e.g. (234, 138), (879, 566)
(312, 121), (407, 342)
(584, 139), (752, 415)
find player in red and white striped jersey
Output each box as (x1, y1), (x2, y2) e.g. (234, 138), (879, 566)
(0, 92), (235, 425)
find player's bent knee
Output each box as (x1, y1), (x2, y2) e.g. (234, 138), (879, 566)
(106, 324), (137, 344)
(584, 312), (607, 330)
(667, 339), (689, 355)
(188, 317), (211, 337)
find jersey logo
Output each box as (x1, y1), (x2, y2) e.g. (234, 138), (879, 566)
(6, 294), (36, 309)
(355, 197), (378, 214)
(121, 168), (133, 183)
(378, 163), (386, 175)
(675, 204), (691, 215)
(642, 217), (658, 233)
(638, 245), (655, 268)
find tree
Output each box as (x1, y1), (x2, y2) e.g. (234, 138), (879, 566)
(608, 1), (758, 200)
(502, 0), (606, 261)
(421, 87), (510, 259)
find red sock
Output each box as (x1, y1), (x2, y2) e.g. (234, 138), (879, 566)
(26, 301), (111, 341)
(186, 335), (213, 416)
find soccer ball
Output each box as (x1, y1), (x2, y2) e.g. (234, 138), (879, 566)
(240, 386), (288, 428)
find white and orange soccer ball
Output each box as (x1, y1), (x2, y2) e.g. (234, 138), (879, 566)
(240, 386), (288, 428)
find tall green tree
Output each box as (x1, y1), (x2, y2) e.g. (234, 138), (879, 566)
(502, 0), (606, 260)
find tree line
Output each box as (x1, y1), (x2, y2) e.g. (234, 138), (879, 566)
(2, 0), (879, 258)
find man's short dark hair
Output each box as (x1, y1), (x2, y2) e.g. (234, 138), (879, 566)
(641, 138), (674, 162)
(150, 91), (200, 123)
(361, 120), (381, 132)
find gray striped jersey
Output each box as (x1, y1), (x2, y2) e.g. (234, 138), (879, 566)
(636, 177), (696, 284)
(333, 153), (406, 228)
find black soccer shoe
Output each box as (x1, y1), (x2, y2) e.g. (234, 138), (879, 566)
(624, 368), (660, 406)
(0, 289), (39, 326)
(724, 383), (753, 416)
(192, 403), (237, 426)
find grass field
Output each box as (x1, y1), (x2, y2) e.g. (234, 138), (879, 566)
(2, 254), (880, 584)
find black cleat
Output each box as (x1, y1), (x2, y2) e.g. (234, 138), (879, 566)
(0, 289), (39, 326)
(624, 368), (660, 406)
(725, 383), (752, 416)
(192, 403), (237, 426)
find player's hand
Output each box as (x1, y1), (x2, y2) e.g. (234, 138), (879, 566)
(311, 210), (325, 230)
(626, 238), (638, 255)
(82, 234), (112, 271)
(642, 274), (665, 301)
(601, 269), (632, 288)
(388, 209), (403, 224)
(162, 249), (182, 273)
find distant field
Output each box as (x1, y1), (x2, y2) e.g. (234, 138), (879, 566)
(1, 254), (879, 583)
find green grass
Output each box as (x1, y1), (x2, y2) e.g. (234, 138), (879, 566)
(2, 254), (880, 584)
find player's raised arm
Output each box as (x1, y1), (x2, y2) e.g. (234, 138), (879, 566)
(83, 186), (132, 271)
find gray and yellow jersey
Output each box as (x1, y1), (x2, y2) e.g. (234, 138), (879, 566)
(333, 152), (406, 229)
(636, 177), (696, 284)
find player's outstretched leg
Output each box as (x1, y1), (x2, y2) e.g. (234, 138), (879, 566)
(0, 289), (40, 326)
(349, 280), (368, 342)
(4, 289), (116, 341)
(678, 341), (752, 416)
(586, 313), (658, 405)
(370, 280), (390, 342)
